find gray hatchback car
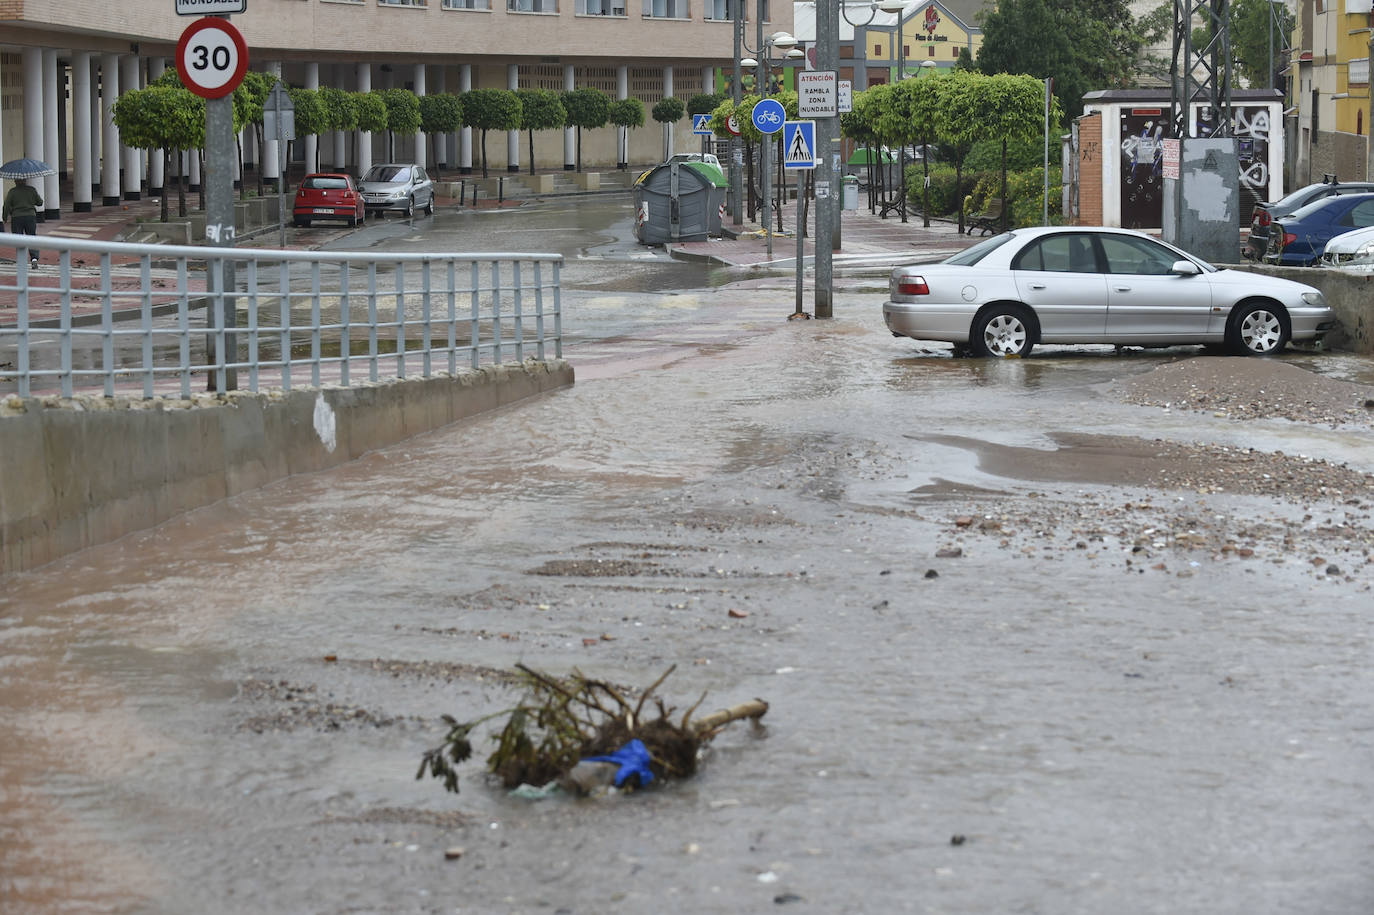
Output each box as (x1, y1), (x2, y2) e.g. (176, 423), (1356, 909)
(358, 163), (435, 217)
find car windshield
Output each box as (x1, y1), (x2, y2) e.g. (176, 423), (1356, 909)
(303, 176), (348, 190)
(364, 166), (410, 182)
(1285, 195), (1352, 222)
(943, 232), (1015, 266)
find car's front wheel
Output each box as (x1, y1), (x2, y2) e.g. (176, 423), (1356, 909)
(404, 196), (415, 218)
(971, 304), (1035, 358)
(1226, 301), (1290, 355)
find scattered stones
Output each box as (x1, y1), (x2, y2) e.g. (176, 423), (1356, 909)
(935, 547), (963, 558)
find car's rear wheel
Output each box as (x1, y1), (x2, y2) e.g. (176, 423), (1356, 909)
(971, 304), (1035, 358)
(347, 213), (358, 228)
(294, 217), (309, 228)
(1226, 301), (1290, 355)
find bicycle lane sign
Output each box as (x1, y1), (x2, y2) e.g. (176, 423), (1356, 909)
(751, 98), (785, 135)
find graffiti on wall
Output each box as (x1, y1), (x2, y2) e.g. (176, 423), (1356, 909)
(1119, 109), (1167, 229)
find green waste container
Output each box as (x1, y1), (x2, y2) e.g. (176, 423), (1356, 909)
(633, 160), (727, 244)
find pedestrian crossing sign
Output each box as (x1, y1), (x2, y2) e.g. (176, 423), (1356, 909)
(783, 120), (817, 170)
(692, 114), (713, 135)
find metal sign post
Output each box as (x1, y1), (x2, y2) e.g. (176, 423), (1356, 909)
(783, 120), (817, 319)
(178, 14), (248, 390)
(263, 83), (296, 247)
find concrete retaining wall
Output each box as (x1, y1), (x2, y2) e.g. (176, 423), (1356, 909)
(0, 360), (573, 575)
(1236, 264), (1374, 354)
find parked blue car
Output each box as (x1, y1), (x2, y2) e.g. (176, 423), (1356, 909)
(1264, 192), (1374, 266)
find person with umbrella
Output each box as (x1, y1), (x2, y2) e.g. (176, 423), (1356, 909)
(1, 157), (55, 268)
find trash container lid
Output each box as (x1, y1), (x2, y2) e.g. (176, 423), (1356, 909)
(683, 160), (728, 187)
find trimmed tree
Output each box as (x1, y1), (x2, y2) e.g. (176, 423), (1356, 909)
(463, 88), (523, 178)
(419, 93), (464, 178)
(353, 90), (388, 169)
(317, 87), (358, 171)
(516, 88), (566, 176)
(608, 98), (644, 170)
(652, 96), (686, 162)
(113, 85), (204, 221)
(381, 88), (421, 163)
(238, 71), (275, 198)
(286, 86), (326, 179)
(560, 87), (610, 172)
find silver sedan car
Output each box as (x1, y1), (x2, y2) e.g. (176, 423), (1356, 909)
(882, 227), (1336, 357)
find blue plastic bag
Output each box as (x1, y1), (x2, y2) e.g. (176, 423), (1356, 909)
(581, 738), (654, 788)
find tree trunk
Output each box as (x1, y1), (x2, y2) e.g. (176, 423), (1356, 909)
(160, 150), (170, 223)
(921, 142), (931, 228)
(527, 130), (535, 177)
(480, 128), (489, 179)
(691, 699), (768, 737)
(177, 151), (187, 219)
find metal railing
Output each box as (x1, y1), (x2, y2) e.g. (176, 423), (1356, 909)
(0, 233), (562, 399)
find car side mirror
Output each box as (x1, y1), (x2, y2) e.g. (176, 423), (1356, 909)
(1170, 259), (1201, 276)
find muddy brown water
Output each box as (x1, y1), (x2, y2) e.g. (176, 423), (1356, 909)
(4, 265), (1374, 912)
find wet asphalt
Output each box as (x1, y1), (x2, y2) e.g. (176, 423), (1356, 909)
(2, 197), (1372, 914)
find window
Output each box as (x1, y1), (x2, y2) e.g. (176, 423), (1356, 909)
(1098, 235), (1178, 275)
(509, 0), (556, 10)
(444, 0), (491, 7)
(580, 0), (626, 13)
(643, 0), (688, 17)
(704, 0), (729, 19)
(927, 45), (934, 57)
(1014, 234), (1100, 273)
(1343, 199), (1374, 227)
(379, 0), (427, 5)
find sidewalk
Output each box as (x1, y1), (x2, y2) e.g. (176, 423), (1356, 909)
(667, 203), (976, 269)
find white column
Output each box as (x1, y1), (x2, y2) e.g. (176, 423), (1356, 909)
(264, 61), (281, 187)
(459, 64), (473, 174)
(617, 66), (629, 169)
(432, 66), (449, 169)
(22, 49), (45, 209)
(189, 146), (201, 190)
(703, 65), (715, 94)
(330, 65), (346, 171)
(663, 66), (675, 161)
(42, 49), (61, 216)
(90, 57), (103, 200)
(100, 53), (120, 204)
(563, 64), (576, 170)
(304, 62), (320, 173)
(120, 54), (141, 199)
(149, 58), (166, 196)
(506, 63), (519, 173)
(413, 63), (427, 168)
(356, 63), (373, 174)
(72, 52), (93, 212)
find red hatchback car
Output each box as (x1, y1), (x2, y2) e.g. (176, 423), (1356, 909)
(293, 173), (365, 228)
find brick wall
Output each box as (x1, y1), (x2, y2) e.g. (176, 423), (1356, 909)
(1076, 113), (1103, 226)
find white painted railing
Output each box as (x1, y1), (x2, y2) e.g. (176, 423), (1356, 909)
(0, 233), (563, 399)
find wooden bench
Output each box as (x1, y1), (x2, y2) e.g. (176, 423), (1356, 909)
(969, 197), (1004, 236)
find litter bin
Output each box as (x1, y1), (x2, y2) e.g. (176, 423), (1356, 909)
(633, 160), (727, 244)
(842, 176), (859, 211)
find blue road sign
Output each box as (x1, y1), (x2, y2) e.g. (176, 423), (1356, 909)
(783, 120), (817, 169)
(751, 98), (785, 135)
(691, 114), (713, 135)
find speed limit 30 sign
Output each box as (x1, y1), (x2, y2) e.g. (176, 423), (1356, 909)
(176, 17), (249, 99)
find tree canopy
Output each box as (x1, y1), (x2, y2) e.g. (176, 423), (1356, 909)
(463, 87), (522, 177)
(561, 87), (611, 172)
(516, 88), (566, 176)
(977, 0), (1140, 119)
(112, 85), (204, 221)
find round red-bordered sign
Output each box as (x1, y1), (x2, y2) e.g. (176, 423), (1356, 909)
(726, 114), (741, 137)
(176, 17), (249, 99)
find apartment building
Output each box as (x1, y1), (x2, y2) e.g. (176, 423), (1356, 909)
(1290, 0), (1372, 183)
(0, 0), (789, 215)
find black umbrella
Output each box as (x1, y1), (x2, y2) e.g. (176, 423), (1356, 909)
(0, 157), (57, 180)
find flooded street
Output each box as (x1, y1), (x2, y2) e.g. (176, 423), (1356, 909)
(3, 200), (1373, 913)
